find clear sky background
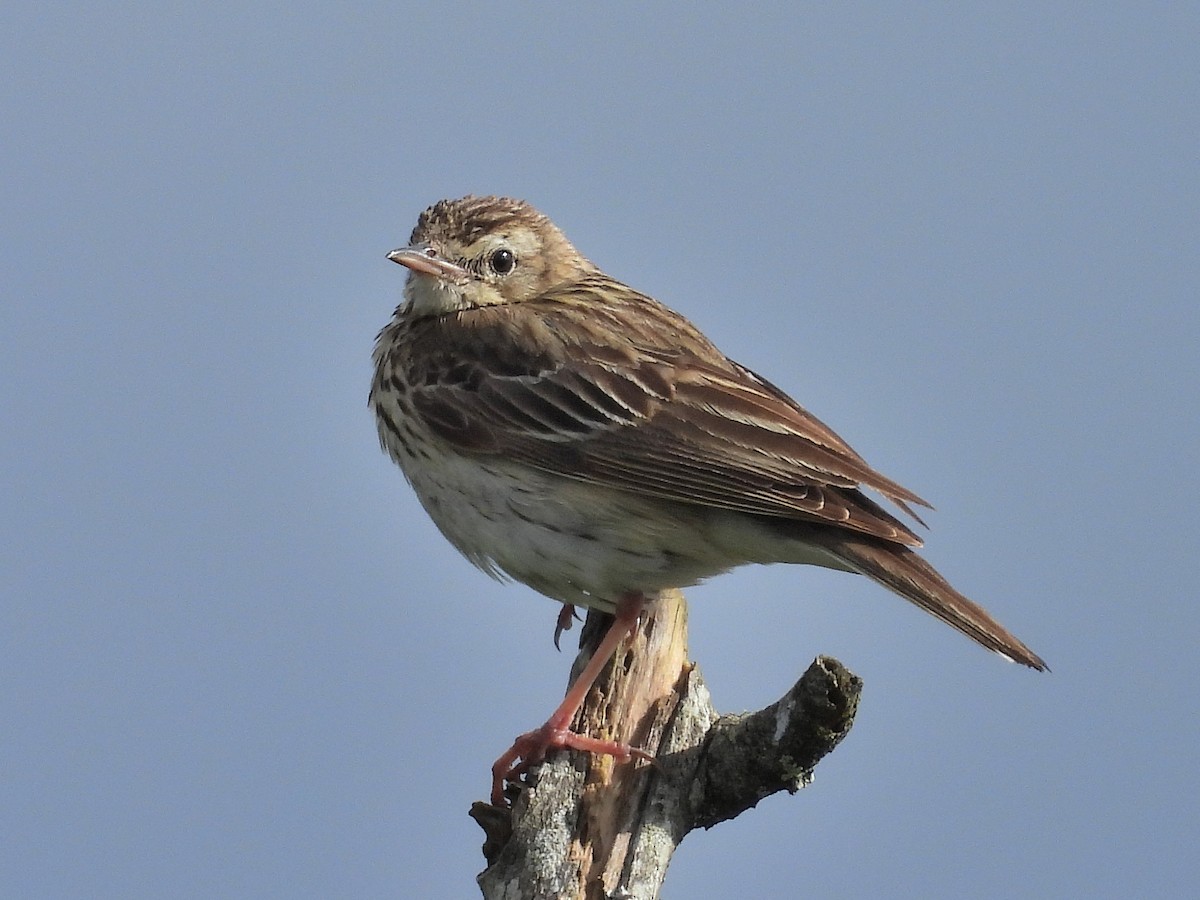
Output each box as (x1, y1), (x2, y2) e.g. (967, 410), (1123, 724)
(3, 4), (1197, 898)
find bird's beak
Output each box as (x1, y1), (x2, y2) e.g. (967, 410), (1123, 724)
(387, 245), (469, 282)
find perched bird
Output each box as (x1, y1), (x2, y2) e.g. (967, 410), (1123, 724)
(370, 195), (1045, 805)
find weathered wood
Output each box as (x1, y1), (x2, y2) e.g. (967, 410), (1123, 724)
(472, 589), (861, 899)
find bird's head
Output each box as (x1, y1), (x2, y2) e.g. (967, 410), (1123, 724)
(388, 196), (596, 317)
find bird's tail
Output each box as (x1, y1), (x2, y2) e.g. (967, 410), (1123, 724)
(812, 533), (1047, 670)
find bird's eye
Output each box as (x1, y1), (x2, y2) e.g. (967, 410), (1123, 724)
(489, 248), (516, 275)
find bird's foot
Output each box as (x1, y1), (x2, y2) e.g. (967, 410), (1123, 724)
(492, 591), (649, 806)
(490, 721), (652, 806)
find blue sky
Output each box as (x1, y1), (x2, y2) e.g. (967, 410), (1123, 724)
(3, 4), (1197, 897)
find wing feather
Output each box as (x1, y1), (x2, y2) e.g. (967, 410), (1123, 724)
(402, 285), (932, 546)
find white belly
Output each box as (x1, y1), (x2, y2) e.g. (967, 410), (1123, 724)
(400, 449), (749, 611)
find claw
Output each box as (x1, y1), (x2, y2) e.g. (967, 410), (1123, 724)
(490, 723), (653, 806)
(552, 603), (581, 651)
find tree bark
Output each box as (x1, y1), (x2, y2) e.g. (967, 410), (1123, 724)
(471, 589), (861, 900)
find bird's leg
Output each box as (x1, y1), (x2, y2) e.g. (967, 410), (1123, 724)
(491, 591), (653, 806)
(552, 603), (580, 650)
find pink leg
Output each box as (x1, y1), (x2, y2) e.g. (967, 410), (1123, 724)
(491, 592), (652, 806)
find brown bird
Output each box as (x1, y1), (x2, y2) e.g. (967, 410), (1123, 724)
(370, 195), (1045, 805)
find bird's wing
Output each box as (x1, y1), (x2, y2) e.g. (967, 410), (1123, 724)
(404, 293), (932, 547)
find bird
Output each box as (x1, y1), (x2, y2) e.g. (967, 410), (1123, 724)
(369, 195), (1046, 805)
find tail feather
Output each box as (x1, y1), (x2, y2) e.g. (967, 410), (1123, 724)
(814, 534), (1047, 671)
